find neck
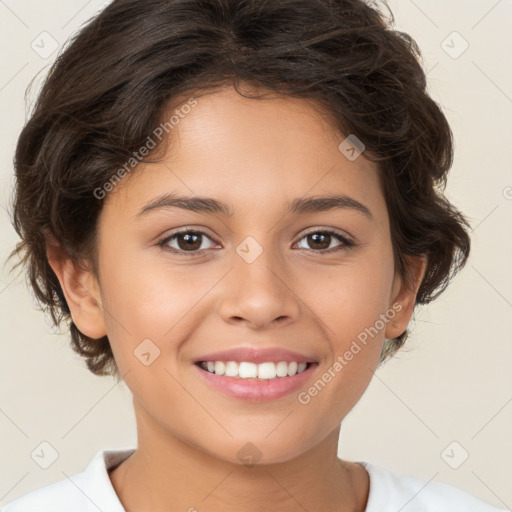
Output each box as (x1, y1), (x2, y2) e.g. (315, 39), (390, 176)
(109, 400), (369, 512)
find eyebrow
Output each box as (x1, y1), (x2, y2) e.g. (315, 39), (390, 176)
(136, 192), (373, 219)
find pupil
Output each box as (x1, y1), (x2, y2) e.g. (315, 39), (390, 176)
(309, 233), (329, 250)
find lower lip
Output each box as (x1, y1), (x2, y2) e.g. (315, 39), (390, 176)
(194, 363), (318, 402)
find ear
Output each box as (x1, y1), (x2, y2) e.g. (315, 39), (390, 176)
(385, 255), (427, 339)
(45, 234), (107, 339)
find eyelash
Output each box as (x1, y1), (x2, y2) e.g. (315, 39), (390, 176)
(158, 228), (354, 256)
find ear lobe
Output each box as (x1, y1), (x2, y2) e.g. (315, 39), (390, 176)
(46, 234), (107, 339)
(385, 255), (427, 339)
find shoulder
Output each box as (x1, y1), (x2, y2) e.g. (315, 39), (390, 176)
(359, 461), (508, 512)
(0, 474), (89, 512)
(0, 448), (135, 512)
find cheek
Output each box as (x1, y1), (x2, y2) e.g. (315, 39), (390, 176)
(98, 248), (221, 369)
(301, 252), (395, 349)
(294, 278), (391, 437)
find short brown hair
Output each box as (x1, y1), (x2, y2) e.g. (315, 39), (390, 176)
(8, 0), (470, 379)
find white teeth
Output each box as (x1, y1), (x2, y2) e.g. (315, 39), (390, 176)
(225, 361), (238, 377)
(287, 361), (298, 376)
(258, 362), (276, 379)
(214, 361), (225, 376)
(238, 362), (258, 378)
(200, 360), (310, 379)
(276, 361), (288, 377)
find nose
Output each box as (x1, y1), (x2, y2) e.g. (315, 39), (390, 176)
(217, 244), (301, 330)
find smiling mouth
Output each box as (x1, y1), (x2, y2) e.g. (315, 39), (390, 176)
(195, 360), (315, 379)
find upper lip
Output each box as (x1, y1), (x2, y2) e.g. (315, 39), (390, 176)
(195, 346), (317, 364)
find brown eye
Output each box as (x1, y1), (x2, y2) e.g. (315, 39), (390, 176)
(175, 232), (203, 251)
(295, 230), (352, 253)
(159, 229), (218, 254)
(306, 233), (331, 250)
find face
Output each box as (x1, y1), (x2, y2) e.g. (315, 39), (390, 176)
(56, 84), (423, 465)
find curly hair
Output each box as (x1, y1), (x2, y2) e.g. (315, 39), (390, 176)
(7, 0), (471, 379)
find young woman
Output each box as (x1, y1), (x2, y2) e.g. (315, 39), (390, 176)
(4, 0), (506, 510)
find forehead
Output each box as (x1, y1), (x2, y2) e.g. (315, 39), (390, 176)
(104, 85), (386, 223)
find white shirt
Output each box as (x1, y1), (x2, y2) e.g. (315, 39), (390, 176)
(1, 448), (508, 511)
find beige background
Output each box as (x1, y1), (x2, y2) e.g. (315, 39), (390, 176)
(1, 0), (511, 508)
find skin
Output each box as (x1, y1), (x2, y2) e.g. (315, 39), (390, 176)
(47, 84), (426, 512)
